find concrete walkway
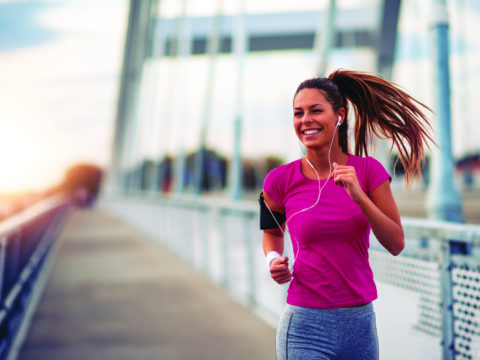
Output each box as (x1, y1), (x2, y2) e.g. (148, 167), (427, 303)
(18, 209), (275, 360)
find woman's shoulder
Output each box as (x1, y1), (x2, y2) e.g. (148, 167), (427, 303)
(263, 159), (301, 206)
(348, 153), (386, 170)
(348, 153), (391, 193)
(263, 158), (301, 190)
(266, 158), (301, 178)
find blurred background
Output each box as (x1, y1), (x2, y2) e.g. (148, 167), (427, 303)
(2, 0), (479, 222)
(2, 1), (480, 359)
(0, 0), (127, 218)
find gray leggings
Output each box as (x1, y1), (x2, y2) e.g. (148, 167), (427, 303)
(276, 303), (379, 360)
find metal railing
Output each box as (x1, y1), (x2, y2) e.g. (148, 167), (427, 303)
(0, 195), (70, 360)
(102, 194), (480, 360)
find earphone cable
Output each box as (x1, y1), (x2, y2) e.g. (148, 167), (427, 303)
(263, 122), (341, 273)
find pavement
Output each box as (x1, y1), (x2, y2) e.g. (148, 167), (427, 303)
(17, 209), (275, 360)
(15, 188), (480, 360)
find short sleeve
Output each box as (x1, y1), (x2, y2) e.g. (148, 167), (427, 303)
(263, 167), (285, 208)
(365, 157), (392, 195)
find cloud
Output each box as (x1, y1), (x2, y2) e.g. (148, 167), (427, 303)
(0, 0), (61, 52)
(0, 0), (128, 192)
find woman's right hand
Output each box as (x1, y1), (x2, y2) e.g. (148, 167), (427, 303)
(270, 257), (292, 284)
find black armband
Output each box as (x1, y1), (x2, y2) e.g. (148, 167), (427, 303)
(259, 191), (286, 230)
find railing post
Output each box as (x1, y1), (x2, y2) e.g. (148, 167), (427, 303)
(220, 210), (229, 289)
(0, 236), (7, 302)
(440, 239), (455, 360)
(243, 214), (256, 306)
(201, 206), (210, 276)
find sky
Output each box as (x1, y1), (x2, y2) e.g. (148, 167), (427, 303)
(0, 0), (379, 194)
(0, 0), (128, 193)
(131, 0), (480, 168)
(1, 0), (478, 193)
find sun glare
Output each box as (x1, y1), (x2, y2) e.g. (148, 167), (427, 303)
(0, 122), (50, 193)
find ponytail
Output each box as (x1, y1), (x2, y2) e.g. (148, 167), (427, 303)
(327, 69), (435, 186)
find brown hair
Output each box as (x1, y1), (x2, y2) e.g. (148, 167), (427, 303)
(294, 69), (435, 186)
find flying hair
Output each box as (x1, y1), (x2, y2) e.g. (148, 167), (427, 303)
(295, 69), (436, 187)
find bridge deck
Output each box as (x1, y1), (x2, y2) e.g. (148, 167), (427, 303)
(18, 209), (275, 360)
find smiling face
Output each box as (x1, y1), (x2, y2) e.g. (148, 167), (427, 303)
(293, 88), (344, 150)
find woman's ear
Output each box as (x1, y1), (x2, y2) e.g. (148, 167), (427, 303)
(337, 108), (346, 125)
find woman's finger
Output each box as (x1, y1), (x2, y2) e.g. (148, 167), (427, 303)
(272, 273), (290, 281)
(270, 265), (289, 273)
(274, 274), (292, 284)
(271, 269), (290, 278)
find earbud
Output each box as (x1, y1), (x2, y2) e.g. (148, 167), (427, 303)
(336, 116), (342, 127)
(290, 115), (341, 269)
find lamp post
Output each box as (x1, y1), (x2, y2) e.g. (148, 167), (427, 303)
(229, 1), (246, 200)
(426, 0), (463, 223)
(194, 0), (223, 195)
(427, 2), (463, 359)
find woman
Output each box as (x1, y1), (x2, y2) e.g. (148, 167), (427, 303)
(260, 69), (434, 359)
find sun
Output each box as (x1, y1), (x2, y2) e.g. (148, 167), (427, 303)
(0, 121), (49, 193)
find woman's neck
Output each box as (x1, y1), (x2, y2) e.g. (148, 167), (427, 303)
(304, 147), (348, 178)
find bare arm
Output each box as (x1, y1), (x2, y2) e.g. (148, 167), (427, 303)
(263, 228), (285, 256)
(333, 163), (405, 256)
(262, 190), (291, 284)
(355, 180), (405, 255)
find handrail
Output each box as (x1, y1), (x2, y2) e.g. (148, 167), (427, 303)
(0, 193), (71, 360)
(115, 191), (480, 242)
(102, 193), (480, 360)
(0, 194), (69, 238)
(402, 217), (480, 244)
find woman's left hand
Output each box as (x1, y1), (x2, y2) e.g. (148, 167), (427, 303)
(332, 162), (366, 202)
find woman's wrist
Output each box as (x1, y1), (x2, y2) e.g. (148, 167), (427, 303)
(265, 251), (281, 270)
(352, 189), (369, 204)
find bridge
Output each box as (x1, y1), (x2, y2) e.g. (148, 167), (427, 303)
(0, 193), (479, 360)
(13, 206), (274, 360)
(2, 0), (480, 359)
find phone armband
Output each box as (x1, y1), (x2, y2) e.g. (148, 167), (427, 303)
(259, 192), (286, 230)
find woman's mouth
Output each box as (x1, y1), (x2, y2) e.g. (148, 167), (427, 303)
(302, 128), (322, 136)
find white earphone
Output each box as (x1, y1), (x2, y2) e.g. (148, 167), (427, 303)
(264, 113), (343, 273)
(306, 158), (315, 169)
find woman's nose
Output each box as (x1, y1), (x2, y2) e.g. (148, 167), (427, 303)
(302, 113), (311, 123)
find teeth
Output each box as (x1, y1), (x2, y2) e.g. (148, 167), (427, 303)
(303, 129), (319, 135)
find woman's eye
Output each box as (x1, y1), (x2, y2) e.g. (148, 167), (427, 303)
(294, 112), (302, 117)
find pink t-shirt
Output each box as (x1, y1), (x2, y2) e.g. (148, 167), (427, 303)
(263, 154), (391, 308)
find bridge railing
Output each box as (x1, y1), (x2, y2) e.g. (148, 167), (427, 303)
(0, 195), (70, 360)
(102, 194), (480, 360)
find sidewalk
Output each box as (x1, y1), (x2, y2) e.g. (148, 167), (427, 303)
(18, 209), (275, 360)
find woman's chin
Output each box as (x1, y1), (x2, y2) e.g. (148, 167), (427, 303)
(302, 141), (323, 150)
